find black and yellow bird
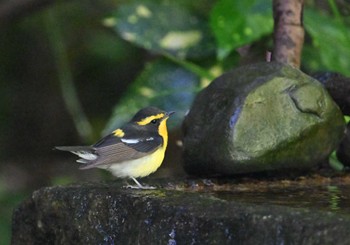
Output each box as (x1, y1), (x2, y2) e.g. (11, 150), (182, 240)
(55, 107), (174, 189)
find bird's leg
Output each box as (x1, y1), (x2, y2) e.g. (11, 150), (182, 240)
(125, 177), (156, 190)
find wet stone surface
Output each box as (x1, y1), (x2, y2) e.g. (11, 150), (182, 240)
(11, 177), (350, 245)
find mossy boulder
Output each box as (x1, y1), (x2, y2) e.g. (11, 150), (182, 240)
(183, 62), (345, 176)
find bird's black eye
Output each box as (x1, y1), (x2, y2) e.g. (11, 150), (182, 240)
(151, 119), (158, 124)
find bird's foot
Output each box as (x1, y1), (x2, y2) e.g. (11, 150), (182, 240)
(124, 177), (156, 190)
(124, 184), (156, 190)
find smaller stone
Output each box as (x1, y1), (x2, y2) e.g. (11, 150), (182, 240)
(183, 62), (345, 176)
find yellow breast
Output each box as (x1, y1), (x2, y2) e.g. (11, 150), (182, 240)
(105, 147), (166, 178)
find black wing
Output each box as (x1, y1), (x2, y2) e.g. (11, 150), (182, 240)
(80, 129), (163, 169)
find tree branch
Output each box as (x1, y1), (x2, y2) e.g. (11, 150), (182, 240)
(272, 0), (305, 68)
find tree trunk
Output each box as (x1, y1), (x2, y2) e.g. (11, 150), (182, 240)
(272, 0), (305, 68)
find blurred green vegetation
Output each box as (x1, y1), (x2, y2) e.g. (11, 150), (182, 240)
(107, 0), (350, 130)
(0, 191), (28, 244)
(1, 0), (349, 243)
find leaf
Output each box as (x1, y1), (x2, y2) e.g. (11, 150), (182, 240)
(329, 151), (344, 171)
(345, 115), (350, 124)
(210, 0), (273, 60)
(104, 59), (200, 134)
(304, 8), (350, 76)
(111, 1), (215, 59)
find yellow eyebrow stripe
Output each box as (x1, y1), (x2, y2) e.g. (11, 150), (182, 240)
(137, 113), (165, 125)
(113, 128), (125, 137)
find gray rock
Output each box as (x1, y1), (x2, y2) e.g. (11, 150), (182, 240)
(183, 62), (345, 176)
(314, 72), (350, 115)
(337, 123), (350, 167)
(11, 182), (350, 245)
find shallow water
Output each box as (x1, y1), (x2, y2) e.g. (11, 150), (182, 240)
(214, 185), (350, 215)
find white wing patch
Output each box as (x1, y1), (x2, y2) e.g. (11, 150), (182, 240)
(121, 138), (140, 144)
(72, 151), (98, 161)
(121, 137), (154, 144)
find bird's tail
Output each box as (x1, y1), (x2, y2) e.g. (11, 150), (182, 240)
(54, 146), (98, 165)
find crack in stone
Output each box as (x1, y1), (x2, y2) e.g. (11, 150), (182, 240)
(283, 85), (322, 119)
(289, 95), (322, 119)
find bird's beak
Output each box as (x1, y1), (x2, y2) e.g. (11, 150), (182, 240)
(164, 111), (175, 119)
(167, 111), (175, 116)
